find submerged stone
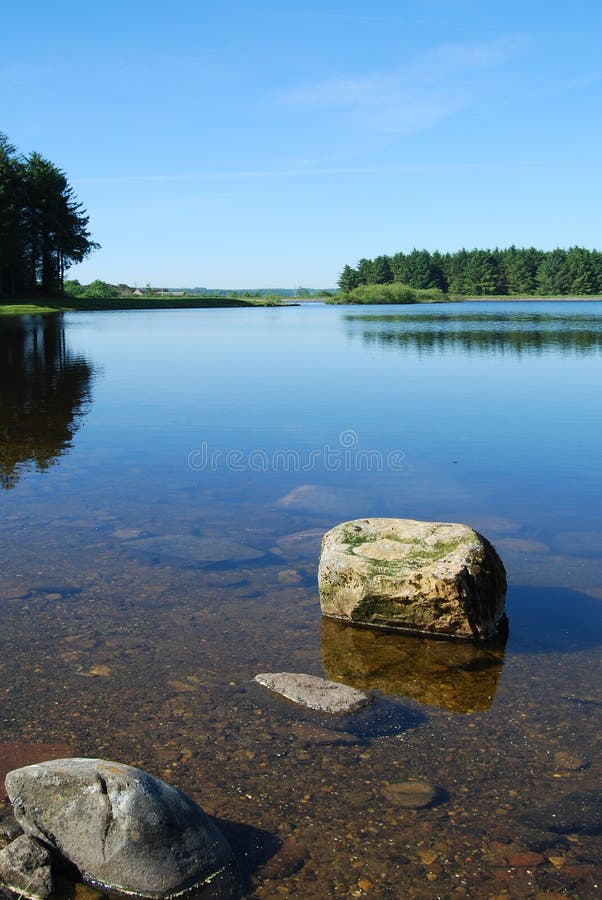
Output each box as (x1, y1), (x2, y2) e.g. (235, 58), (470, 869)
(5, 758), (237, 899)
(275, 484), (370, 516)
(277, 569), (303, 584)
(318, 518), (507, 640)
(260, 837), (308, 879)
(123, 534), (264, 568)
(254, 672), (371, 714)
(276, 528), (324, 558)
(381, 780), (438, 809)
(516, 791), (602, 836)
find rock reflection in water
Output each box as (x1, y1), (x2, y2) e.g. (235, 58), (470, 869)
(0, 315), (94, 489)
(321, 618), (506, 713)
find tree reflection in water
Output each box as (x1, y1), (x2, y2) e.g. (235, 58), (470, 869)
(0, 315), (94, 489)
(344, 310), (602, 356)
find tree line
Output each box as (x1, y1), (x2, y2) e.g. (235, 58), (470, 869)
(0, 133), (97, 298)
(338, 247), (602, 297)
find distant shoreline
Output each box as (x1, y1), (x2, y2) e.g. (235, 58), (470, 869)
(455, 295), (602, 302)
(327, 295), (602, 306)
(1, 294), (602, 316)
(0, 296), (281, 316)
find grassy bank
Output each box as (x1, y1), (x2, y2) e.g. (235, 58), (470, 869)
(327, 283), (446, 304)
(328, 283), (602, 305)
(0, 296), (281, 315)
(0, 303), (63, 315)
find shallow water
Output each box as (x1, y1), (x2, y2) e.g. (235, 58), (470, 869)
(0, 303), (601, 898)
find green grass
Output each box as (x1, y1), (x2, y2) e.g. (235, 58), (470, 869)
(328, 283), (447, 305)
(0, 303), (61, 315)
(0, 295), (279, 315)
(329, 285), (602, 306)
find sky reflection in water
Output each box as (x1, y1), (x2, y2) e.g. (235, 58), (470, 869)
(0, 302), (601, 896)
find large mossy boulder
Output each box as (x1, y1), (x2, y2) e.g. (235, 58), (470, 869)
(318, 518), (507, 640)
(5, 758), (238, 899)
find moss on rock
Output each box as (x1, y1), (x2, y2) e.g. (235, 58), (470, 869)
(318, 518), (507, 640)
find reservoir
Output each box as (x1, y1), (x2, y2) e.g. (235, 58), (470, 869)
(1, 301), (600, 897)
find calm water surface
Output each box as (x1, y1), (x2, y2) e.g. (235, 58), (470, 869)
(0, 302), (601, 898)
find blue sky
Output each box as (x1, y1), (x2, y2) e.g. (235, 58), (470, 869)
(2, 1), (601, 288)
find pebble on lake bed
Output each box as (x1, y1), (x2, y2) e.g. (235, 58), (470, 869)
(254, 672), (371, 714)
(515, 790), (602, 836)
(277, 569), (302, 585)
(380, 780), (439, 809)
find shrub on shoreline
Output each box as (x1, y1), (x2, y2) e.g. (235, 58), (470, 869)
(331, 283), (446, 304)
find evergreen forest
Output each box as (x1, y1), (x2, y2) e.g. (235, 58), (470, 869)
(0, 133), (97, 298)
(338, 247), (602, 297)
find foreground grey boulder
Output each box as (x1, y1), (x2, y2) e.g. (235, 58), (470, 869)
(254, 672), (371, 714)
(318, 518), (506, 640)
(5, 758), (237, 899)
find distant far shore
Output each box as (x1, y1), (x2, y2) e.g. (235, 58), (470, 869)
(0, 296), (284, 315)
(310, 295), (602, 304)
(2, 294), (602, 316)
(455, 295), (602, 302)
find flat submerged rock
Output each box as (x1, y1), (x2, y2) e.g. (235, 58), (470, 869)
(275, 484), (371, 516)
(381, 780), (438, 809)
(123, 534), (264, 568)
(516, 790), (602, 836)
(276, 528), (324, 558)
(254, 672), (371, 715)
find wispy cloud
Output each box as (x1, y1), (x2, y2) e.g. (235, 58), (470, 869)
(516, 71), (602, 102)
(74, 159), (538, 186)
(281, 37), (526, 135)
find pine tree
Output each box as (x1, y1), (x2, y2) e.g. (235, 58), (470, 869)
(337, 264), (359, 292)
(536, 249), (570, 295)
(0, 133), (98, 298)
(372, 255), (393, 284)
(0, 135), (26, 297)
(566, 247), (599, 294)
(356, 258), (375, 286)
